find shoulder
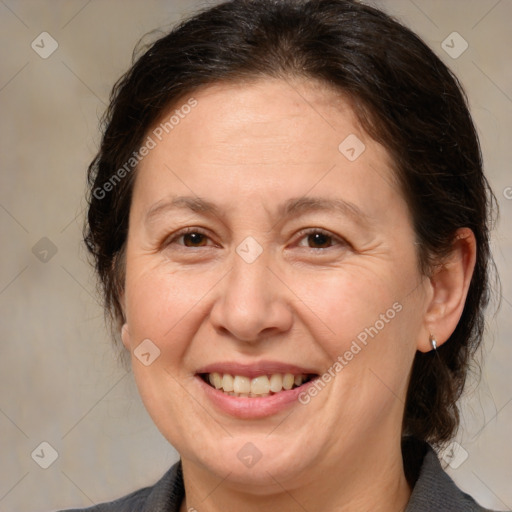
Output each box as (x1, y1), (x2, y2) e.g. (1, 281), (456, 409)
(57, 486), (151, 512)
(56, 460), (184, 512)
(403, 437), (502, 512)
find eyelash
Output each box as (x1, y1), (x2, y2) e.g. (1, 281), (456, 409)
(165, 227), (347, 252)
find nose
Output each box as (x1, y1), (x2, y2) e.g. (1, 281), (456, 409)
(208, 249), (293, 344)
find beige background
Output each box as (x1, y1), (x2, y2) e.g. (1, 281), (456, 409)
(0, 1), (511, 510)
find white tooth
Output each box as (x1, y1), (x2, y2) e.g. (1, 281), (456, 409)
(211, 372), (222, 389)
(294, 374), (303, 386)
(283, 373), (294, 390)
(222, 374), (234, 392)
(269, 374), (283, 392)
(233, 376), (251, 394)
(209, 374), (215, 386)
(251, 375), (270, 395)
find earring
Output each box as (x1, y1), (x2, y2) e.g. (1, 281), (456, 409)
(429, 334), (437, 351)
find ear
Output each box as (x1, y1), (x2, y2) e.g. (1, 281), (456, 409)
(121, 323), (131, 350)
(417, 227), (477, 353)
(112, 248), (127, 326)
(118, 289), (128, 349)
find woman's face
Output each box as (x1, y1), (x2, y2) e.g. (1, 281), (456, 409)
(121, 78), (431, 489)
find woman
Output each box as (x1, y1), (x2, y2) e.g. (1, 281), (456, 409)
(64, 0), (501, 510)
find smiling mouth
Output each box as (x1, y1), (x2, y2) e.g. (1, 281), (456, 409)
(199, 372), (318, 397)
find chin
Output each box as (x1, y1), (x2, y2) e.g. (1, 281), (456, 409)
(184, 435), (314, 492)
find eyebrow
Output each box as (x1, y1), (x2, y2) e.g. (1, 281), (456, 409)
(144, 195), (371, 227)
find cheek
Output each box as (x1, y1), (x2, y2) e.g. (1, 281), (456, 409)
(297, 262), (422, 412)
(295, 265), (410, 354)
(124, 258), (209, 341)
(123, 257), (236, 382)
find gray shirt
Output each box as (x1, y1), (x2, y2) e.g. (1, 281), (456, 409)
(58, 438), (501, 511)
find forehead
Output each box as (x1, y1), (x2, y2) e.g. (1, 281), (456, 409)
(132, 77), (401, 221)
(160, 78), (363, 156)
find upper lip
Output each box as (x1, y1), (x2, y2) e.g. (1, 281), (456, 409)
(196, 360), (319, 379)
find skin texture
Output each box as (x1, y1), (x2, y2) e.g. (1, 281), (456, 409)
(120, 78), (476, 512)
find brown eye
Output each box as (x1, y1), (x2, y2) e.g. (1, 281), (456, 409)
(296, 229), (344, 250)
(182, 232), (208, 247)
(306, 232), (332, 248)
(165, 228), (214, 249)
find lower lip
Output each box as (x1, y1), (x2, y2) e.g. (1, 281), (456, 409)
(195, 375), (319, 419)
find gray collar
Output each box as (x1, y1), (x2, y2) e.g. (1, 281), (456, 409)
(404, 438), (492, 511)
(136, 438), (493, 512)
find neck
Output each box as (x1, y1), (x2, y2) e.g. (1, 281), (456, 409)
(180, 436), (411, 512)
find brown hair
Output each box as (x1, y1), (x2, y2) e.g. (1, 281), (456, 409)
(84, 0), (497, 447)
